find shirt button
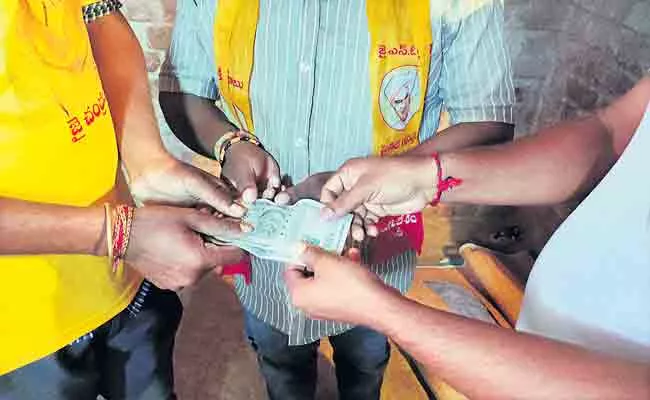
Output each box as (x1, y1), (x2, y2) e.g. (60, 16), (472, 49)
(299, 61), (311, 73)
(295, 138), (306, 147)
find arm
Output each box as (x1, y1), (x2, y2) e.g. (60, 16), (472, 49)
(409, 0), (515, 155)
(322, 78), (650, 217)
(86, 11), (245, 214)
(159, 91), (280, 203)
(286, 246), (650, 399)
(86, 11), (170, 179)
(378, 291), (649, 399)
(159, 91), (236, 158)
(441, 77), (649, 205)
(406, 121), (513, 155)
(158, 4), (280, 203)
(0, 199), (105, 256)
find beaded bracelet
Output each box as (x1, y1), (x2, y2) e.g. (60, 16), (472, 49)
(213, 130), (262, 166)
(430, 152), (463, 206)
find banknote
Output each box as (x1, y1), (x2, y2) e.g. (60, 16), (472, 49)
(205, 199), (353, 265)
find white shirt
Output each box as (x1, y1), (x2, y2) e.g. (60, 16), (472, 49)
(517, 102), (650, 362)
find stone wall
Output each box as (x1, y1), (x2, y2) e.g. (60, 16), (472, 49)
(508, 0), (649, 137)
(506, 0), (649, 252)
(121, 0), (650, 255)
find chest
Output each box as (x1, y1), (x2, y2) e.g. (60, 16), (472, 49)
(519, 112), (650, 357)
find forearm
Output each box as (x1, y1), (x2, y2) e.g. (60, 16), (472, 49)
(437, 114), (615, 205)
(407, 121), (514, 155)
(0, 198), (106, 256)
(159, 91), (237, 158)
(373, 292), (650, 399)
(87, 13), (171, 180)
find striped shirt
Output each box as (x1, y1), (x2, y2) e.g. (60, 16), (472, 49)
(160, 0), (514, 345)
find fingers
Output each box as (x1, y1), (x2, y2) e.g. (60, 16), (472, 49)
(186, 210), (251, 240)
(283, 267), (309, 291)
(320, 173), (345, 206)
(192, 171), (247, 217)
(227, 167), (259, 205)
(274, 191), (291, 205)
(361, 209), (379, 237)
(297, 244), (346, 271)
(350, 214), (365, 242)
(261, 158), (281, 200)
(202, 243), (245, 266)
(274, 189), (295, 206)
(345, 247), (362, 262)
(366, 224), (379, 237)
(322, 182), (373, 220)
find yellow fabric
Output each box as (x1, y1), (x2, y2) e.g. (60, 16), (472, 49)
(213, 0), (258, 133)
(213, 0), (432, 156)
(366, 1), (432, 155)
(0, 0), (140, 374)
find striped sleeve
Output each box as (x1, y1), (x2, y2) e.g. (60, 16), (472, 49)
(159, 0), (219, 100)
(439, 0), (515, 125)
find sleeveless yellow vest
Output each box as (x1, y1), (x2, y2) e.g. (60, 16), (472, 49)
(0, 0), (140, 374)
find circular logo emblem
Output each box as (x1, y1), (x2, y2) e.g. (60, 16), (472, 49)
(379, 66), (421, 131)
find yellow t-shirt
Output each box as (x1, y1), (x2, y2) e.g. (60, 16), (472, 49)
(0, 0), (141, 374)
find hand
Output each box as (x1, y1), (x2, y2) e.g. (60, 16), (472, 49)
(284, 245), (396, 325)
(320, 156), (437, 221)
(221, 139), (281, 204)
(125, 206), (248, 290)
(130, 157), (247, 218)
(274, 172), (375, 242)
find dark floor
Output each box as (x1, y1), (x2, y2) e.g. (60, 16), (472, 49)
(174, 277), (339, 400)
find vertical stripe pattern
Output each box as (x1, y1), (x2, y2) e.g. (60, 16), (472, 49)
(160, 0), (514, 345)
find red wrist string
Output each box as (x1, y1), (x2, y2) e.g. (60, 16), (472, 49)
(111, 205), (135, 273)
(431, 152), (463, 206)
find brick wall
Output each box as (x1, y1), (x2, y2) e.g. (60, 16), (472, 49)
(122, 0), (650, 255)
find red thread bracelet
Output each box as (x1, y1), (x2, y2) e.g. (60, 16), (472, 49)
(431, 153), (463, 206)
(111, 205), (135, 273)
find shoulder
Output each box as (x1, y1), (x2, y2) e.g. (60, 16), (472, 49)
(598, 77), (650, 156)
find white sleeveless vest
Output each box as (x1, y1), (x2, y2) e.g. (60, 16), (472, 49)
(517, 102), (650, 362)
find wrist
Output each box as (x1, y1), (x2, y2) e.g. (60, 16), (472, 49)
(414, 156), (438, 202)
(124, 152), (176, 184)
(429, 152), (462, 206)
(214, 130), (262, 166)
(223, 140), (262, 166)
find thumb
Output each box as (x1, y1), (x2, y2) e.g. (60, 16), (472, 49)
(297, 244), (342, 272)
(228, 168), (259, 205)
(202, 244), (244, 267)
(283, 267), (308, 292)
(322, 183), (372, 220)
(187, 169), (247, 217)
(274, 185), (297, 206)
(185, 210), (250, 239)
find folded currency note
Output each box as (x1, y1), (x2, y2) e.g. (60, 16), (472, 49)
(205, 199), (353, 265)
